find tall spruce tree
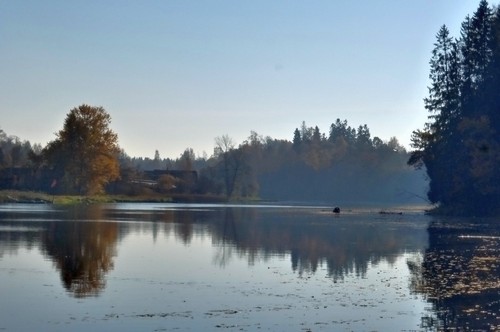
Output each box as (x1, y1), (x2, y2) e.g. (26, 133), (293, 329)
(485, 9), (500, 126)
(425, 26), (461, 133)
(457, 0), (496, 214)
(410, 1), (500, 216)
(460, 0), (492, 118)
(410, 25), (462, 206)
(292, 128), (301, 151)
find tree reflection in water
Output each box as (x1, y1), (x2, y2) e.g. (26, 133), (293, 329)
(41, 205), (118, 298)
(408, 218), (500, 331)
(205, 207), (427, 280)
(1, 204), (429, 299)
(106, 206), (428, 280)
(6, 204), (500, 327)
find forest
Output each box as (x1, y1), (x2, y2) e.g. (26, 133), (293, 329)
(0, 105), (426, 206)
(409, 0), (500, 216)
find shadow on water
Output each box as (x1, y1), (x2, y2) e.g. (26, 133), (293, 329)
(408, 216), (500, 331)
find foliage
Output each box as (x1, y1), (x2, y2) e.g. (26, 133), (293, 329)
(112, 120), (421, 203)
(251, 121), (423, 204)
(2, 113), (423, 203)
(42, 105), (120, 195)
(409, 0), (500, 216)
(214, 135), (246, 199)
(0, 128), (40, 169)
(3, 104), (426, 203)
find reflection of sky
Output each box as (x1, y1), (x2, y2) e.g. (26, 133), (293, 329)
(105, 233), (428, 331)
(1, 247), (48, 269)
(0, 248), (74, 331)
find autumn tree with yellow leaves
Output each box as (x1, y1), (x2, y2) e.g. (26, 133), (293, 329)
(43, 105), (120, 195)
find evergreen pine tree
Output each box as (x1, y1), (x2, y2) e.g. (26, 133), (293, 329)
(410, 25), (462, 206)
(410, 1), (500, 215)
(292, 128), (301, 151)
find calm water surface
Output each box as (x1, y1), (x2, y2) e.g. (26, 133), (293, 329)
(0, 203), (499, 331)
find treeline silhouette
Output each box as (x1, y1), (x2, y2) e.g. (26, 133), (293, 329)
(409, 0), (500, 216)
(256, 120), (425, 204)
(0, 116), (426, 204)
(125, 119), (426, 204)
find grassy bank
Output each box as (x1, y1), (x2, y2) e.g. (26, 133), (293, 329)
(0, 190), (228, 205)
(0, 190), (54, 203)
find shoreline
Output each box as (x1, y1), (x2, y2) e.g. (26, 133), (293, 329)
(0, 190), (230, 205)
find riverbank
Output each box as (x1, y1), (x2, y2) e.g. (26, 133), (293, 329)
(0, 190), (228, 205)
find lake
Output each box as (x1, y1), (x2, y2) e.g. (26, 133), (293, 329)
(0, 203), (499, 331)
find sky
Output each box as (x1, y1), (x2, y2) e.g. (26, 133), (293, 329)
(0, 1), (485, 159)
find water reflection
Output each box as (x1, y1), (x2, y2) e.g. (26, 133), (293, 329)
(408, 217), (500, 331)
(42, 214), (118, 298)
(205, 208), (428, 280)
(4, 203), (500, 329)
(0, 205), (118, 297)
(0, 204), (429, 297)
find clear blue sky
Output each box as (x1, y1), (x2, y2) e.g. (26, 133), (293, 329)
(0, 1), (484, 158)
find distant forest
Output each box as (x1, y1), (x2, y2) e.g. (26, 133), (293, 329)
(0, 112), (427, 205)
(409, 0), (500, 216)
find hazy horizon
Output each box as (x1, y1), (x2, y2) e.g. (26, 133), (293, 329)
(0, 1), (482, 158)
